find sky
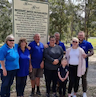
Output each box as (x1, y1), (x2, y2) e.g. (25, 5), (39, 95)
(8, 0), (81, 4)
(8, 0), (12, 3)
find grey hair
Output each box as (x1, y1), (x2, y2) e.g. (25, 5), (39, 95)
(5, 34), (14, 43)
(54, 32), (60, 36)
(34, 33), (40, 38)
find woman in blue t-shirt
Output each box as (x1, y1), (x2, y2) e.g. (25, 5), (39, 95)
(16, 38), (30, 97)
(0, 34), (19, 97)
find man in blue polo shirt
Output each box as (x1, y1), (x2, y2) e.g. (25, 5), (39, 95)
(78, 31), (94, 97)
(54, 32), (66, 54)
(29, 34), (44, 97)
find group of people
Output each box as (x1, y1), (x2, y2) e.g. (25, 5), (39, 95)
(0, 31), (94, 97)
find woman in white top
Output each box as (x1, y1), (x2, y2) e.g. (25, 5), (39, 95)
(66, 37), (86, 97)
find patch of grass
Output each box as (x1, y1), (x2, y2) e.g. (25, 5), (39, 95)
(88, 38), (96, 53)
(88, 38), (96, 48)
(0, 42), (4, 47)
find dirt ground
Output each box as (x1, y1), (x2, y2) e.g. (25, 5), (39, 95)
(1, 54), (96, 97)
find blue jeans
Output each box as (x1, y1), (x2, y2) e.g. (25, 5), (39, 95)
(16, 76), (27, 96)
(1, 70), (17, 97)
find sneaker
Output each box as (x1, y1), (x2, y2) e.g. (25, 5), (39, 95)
(36, 91), (41, 95)
(29, 92), (34, 97)
(70, 92), (74, 96)
(53, 93), (58, 97)
(73, 95), (77, 97)
(83, 92), (87, 97)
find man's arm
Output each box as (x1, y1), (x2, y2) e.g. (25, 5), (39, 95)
(29, 54), (32, 72)
(1, 61), (7, 76)
(87, 49), (94, 57)
(62, 43), (66, 54)
(83, 49), (94, 58)
(40, 61), (44, 69)
(87, 42), (94, 57)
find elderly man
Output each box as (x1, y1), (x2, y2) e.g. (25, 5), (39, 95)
(29, 34), (44, 97)
(54, 32), (66, 53)
(78, 31), (94, 97)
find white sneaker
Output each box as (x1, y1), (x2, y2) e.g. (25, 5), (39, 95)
(70, 92), (74, 96)
(73, 95), (77, 97)
(83, 92), (87, 97)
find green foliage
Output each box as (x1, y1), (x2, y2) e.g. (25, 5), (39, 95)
(0, 0), (12, 42)
(49, 1), (69, 39)
(49, 0), (96, 41)
(84, 0), (96, 40)
(49, 0), (83, 41)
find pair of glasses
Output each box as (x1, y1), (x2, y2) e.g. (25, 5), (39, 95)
(72, 41), (78, 43)
(8, 40), (14, 41)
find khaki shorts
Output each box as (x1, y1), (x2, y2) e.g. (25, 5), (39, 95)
(29, 68), (43, 80)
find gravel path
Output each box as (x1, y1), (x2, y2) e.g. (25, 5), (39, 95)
(88, 54), (96, 86)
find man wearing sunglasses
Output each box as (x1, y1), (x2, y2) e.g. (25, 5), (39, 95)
(78, 31), (94, 97)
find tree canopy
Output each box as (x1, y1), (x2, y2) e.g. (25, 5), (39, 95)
(49, 0), (96, 41)
(0, 0), (12, 42)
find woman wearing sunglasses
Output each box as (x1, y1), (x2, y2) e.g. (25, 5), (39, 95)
(0, 34), (19, 97)
(66, 37), (86, 97)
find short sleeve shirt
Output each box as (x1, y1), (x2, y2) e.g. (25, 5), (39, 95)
(17, 47), (30, 77)
(29, 41), (44, 68)
(79, 40), (93, 68)
(58, 66), (69, 82)
(0, 44), (19, 70)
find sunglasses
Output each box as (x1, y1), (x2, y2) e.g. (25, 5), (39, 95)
(8, 40), (14, 41)
(72, 41), (78, 43)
